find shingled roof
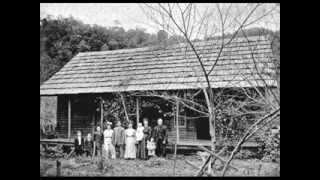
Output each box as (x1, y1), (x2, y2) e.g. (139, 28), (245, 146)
(40, 35), (277, 95)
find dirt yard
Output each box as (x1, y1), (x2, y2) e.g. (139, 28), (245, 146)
(40, 153), (279, 176)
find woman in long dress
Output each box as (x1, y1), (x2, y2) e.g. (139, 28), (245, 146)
(103, 122), (116, 159)
(124, 121), (136, 160)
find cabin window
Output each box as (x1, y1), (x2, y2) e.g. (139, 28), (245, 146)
(173, 93), (188, 128)
(174, 115), (187, 127)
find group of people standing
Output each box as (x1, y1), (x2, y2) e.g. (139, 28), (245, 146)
(74, 118), (168, 160)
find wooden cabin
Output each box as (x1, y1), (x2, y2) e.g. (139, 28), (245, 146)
(40, 35), (277, 147)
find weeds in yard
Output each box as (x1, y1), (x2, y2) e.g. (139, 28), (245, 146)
(40, 153), (279, 176)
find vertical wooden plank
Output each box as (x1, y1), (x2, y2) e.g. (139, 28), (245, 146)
(120, 93), (130, 122)
(100, 97), (103, 130)
(100, 98), (104, 160)
(136, 97), (140, 126)
(184, 91), (187, 127)
(176, 100), (180, 143)
(68, 96), (71, 139)
(91, 97), (96, 136)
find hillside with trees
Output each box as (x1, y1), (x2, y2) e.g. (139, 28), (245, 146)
(40, 15), (183, 84)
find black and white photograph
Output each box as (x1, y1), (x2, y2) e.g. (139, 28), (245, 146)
(40, 3), (280, 177)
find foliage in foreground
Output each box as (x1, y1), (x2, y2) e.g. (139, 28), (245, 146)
(40, 154), (279, 176)
(256, 126), (280, 163)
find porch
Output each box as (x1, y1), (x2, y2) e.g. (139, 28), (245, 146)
(40, 138), (258, 150)
(168, 139), (258, 149)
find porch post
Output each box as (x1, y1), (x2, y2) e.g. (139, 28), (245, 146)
(91, 96), (96, 135)
(100, 97), (104, 130)
(136, 97), (140, 126)
(173, 99), (180, 176)
(176, 100), (180, 143)
(67, 96), (71, 139)
(184, 91), (187, 126)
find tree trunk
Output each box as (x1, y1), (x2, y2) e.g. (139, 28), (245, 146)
(203, 88), (216, 151)
(202, 88), (216, 174)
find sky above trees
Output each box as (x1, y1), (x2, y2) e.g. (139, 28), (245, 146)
(40, 3), (160, 34)
(40, 3), (279, 36)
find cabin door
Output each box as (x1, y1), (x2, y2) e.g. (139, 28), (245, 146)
(141, 106), (162, 128)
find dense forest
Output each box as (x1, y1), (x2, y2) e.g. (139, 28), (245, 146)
(40, 15), (279, 85)
(40, 15), (184, 84)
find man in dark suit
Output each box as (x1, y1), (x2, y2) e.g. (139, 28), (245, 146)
(74, 130), (84, 156)
(153, 118), (168, 157)
(112, 121), (126, 159)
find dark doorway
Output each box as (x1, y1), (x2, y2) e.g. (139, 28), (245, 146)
(141, 106), (162, 128)
(196, 117), (210, 140)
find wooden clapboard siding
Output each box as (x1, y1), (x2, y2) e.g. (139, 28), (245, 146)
(167, 115), (197, 141)
(168, 128), (197, 141)
(56, 96), (68, 137)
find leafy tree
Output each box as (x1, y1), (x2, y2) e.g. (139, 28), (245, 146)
(77, 40), (90, 52)
(157, 30), (168, 43)
(100, 43), (109, 51)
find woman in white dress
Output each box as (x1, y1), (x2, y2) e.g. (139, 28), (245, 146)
(103, 122), (116, 159)
(124, 121), (136, 160)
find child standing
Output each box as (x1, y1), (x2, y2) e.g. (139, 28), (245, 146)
(74, 131), (84, 156)
(136, 122), (144, 159)
(147, 137), (156, 158)
(84, 133), (93, 157)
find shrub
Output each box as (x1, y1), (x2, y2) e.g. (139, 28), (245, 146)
(256, 127), (280, 162)
(234, 149), (256, 159)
